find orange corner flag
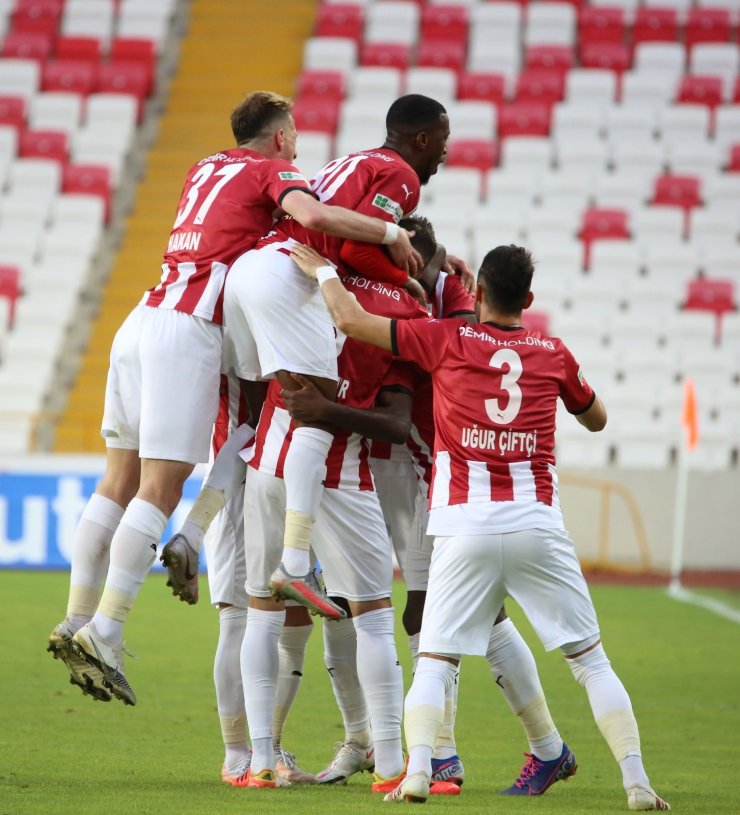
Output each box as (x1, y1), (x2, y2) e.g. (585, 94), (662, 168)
(681, 378), (699, 451)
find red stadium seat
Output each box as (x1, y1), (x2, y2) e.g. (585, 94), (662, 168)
(296, 70), (345, 104)
(42, 60), (96, 95)
(498, 102), (552, 138)
(677, 75), (723, 110)
(95, 62), (150, 119)
(580, 208), (630, 267)
(580, 42), (631, 74)
(521, 309), (551, 335)
(684, 278), (735, 317)
(420, 5), (468, 42)
(292, 97), (339, 135)
(457, 72), (506, 108)
(416, 39), (466, 72)
(315, 4), (364, 42)
(515, 70), (565, 105)
(727, 144), (740, 172)
(110, 38), (157, 94)
(55, 37), (103, 67)
(445, 138), (498, 171)
(684, 8), (732, 49)
(652, 174), (702, 211)
(734, 78), (740, 105)
(578, 6), (626, 45)
(524, 45), (574, 75)
(1, 31), (54, 62)
(62, 164), (112, 221)
(19, 129), (68, 164)
(12, 0), (62, 37)
(361, 43), (411, 70)
(0, 265), (21, 328)
(632, 7), (679, 45)
(0, 96), (27, 133)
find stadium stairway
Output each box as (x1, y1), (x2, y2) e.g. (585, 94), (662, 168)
(54, 0), (318, 451)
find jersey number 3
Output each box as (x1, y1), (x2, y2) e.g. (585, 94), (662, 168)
(485, 348), (523, 425)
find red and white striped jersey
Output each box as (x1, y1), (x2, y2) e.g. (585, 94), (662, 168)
(372, 271), (475, 487)
(257, 148), (420, 272)
(391, 318), (596, 535)
(143, 149), (311, 324)
(249, 274), (424, 490)
(211, 373), (249, 458)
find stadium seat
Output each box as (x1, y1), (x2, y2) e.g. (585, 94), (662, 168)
(1, 30), (53, 62)
(580, 207), (630, 267)
(609, 135), (667, 178)
(521, 308), (551, 335)
(315, 4), (364, 41)
(605, 103), (657, 140)
(292, 97), (340, 135)
(297, 69), (345, 103)
(420, 5), (468, 42)
(85, 93), (138, 144)
(551, 100), (605, 140)
(728, 144), (740, 171)
(632, 205), (685, 242)
(0, 95), (26, 133)
(525, 1), (577, 47)
(633, 43), (686, 85)
(417, 39), (466, 72)
(95, 62), (150, 119)
(684, 277), (736, 317)
(652, 173), (702, 211)
(61, 0), (115, 46)
(18, 128), (67, 165)
(555, 132), (609, 175)
(667, 136), (722, 177)
(360, 43), (411, 70)
(446, 99), (497, 139)
(62, 163), (111, 220)
(485, 167), (539, 208)
(690, 43), (740, 100)
(684, 8), (732, 48)
(457, 72), (506, 109)
(498, 102), (551, 138)
(621, 70), (678, 105)
(565, 68), (618, 104)
(0, 264), (20, 328)
(594, 171), (648, 213)
(445, 138), (498, 172)
(689, 206), (739, 246)
(515, 69), (565, 106)
(29, 91), (83, 138)
(578, 5), (626, 44)
(677, 75), (724, 111)
(580, 42), (631, 73)
(524, 45), (574, 74)
(632, 6), (679, 44)
(658, 104), (711, 147)
(364, 1), (420, 46)
(111, 10), (170, 53)
(109, 37), (157, 94)
(467, 42), (520, 93)
(406, 67), (457, 104)
(714, 105), (740, 154)
(11, 0), (62, 38)
(0, 58), (41, 104)
(499, 135), (552, 171)
(304, 37), (358, 76)
(589, 239), (642, 277)
(294, 132), (332, 178)
(55, 36), (102, 67)
(42, 59), (96, 95)
(348, 67), (401, 102)
(539, 170), (592, 210)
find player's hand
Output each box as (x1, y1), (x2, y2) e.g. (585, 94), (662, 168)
(281, 373), (330, 423)
(388, 228), (423, 276)
(403, 276), (429, 308)
(444, 254), (475, 294)
(290, 243), (333, 280)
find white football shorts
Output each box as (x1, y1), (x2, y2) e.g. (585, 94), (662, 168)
(102, 304), (222, 464)
(203, 481), (247, 609)
(222, 241), (338, 383)
(419, 527), (600, 657)
(244, 468), (393, 602)
(371, 456), (418, 577)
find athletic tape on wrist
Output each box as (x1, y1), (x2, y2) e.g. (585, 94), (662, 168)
(382, 221), (399, 245)
(316, 266), (339, 286)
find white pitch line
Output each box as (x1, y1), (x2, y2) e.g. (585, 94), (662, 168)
(667, 585), (740, 624)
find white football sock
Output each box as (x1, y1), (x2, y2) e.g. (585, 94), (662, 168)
(214, 606), (249, 766)
(273, 622), (313, 745)
(407, 632), (420, 670)
(353, 608), (404, 778)
(565, 643), (650, 789)
(281, 427), (332, 575)
(93, 498), (165, 643)
(179, 425), (254, 553)
(432, 666), (460, 760)
(323, 617), (371, 744)
(67, 493), (124, 620)
(487, 618), (563, 761)
(405, 657), (457, 778)
(242, 607), (285, 772)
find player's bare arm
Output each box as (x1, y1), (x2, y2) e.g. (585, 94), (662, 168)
(281, 190), (422, 274)
(576, 395), (607, 432)
(444, 253), (475, 294)
(281, 375), (412, 444)
(290, 244), (394, 351)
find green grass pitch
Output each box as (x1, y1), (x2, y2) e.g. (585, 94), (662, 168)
(1, 572), (738, 814)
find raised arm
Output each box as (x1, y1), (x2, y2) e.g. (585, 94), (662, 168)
(575, 395), (607, 432)
(290, 243), (394, 351)
(281, 190), (422, 274)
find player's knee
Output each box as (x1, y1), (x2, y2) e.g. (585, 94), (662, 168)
(562, 636), (609, 686)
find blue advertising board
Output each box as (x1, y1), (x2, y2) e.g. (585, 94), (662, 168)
(0, 460), (204, 569)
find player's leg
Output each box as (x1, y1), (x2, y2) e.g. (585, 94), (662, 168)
(223, 247), (341, 617)
(72, 308), (221, 705)
(202, 484), (251, 784)
(272, 605), (316, 784)
(403, 492), (465, 787)
(161, 423), (254, 604)
(371, 454), (418, 578)
(505, 528), (669, 810)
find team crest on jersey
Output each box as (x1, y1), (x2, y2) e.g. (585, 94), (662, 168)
(372, 193), (403, 222)
(278, 171), (306, 181)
